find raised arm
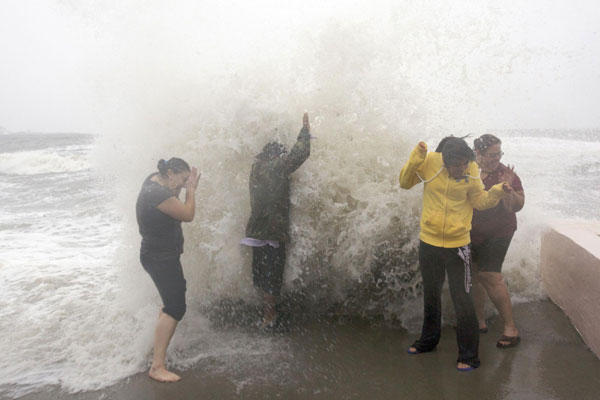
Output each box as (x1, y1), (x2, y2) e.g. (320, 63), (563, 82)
(284, 112), (311, 175)
(399, 142), (428, 189)
(499, 165), (525, 212)
(157, 167), (200, 222)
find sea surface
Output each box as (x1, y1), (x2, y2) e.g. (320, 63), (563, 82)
(0, 130), (599, 397)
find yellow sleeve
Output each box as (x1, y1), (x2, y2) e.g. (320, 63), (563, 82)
(468, 181), (506, 210)
(399, 143), (428, 189)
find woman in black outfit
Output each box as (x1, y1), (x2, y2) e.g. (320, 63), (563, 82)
(136, 157), (200, 382)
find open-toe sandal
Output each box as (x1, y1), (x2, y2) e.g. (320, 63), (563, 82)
(496, 335), (520, 348)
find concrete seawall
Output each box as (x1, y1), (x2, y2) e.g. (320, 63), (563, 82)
(541, 222), (600, 358)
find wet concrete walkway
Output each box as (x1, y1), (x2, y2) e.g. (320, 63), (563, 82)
(10, 300), (600, 400)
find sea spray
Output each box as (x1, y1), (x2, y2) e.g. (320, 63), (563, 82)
(2, 0), (592, 396)
(88, 2), (528, 323)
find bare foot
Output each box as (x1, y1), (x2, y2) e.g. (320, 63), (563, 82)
(259, 315), (276, 330)
(503, 326), (518, 337)
(457, 362), (475, 371)
(149, 366), (181, 383)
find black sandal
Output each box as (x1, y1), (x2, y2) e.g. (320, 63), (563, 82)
(496, 335), (520, 348)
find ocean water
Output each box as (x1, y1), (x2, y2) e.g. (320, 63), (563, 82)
(1, 129), (599, 397)
(2, 0), (600, 397)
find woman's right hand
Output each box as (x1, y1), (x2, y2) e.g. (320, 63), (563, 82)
(502, 182), (514, 193)
(500, 164), (516, 186)
(303, 112), (310, 131)
(186, 167), (201, 192)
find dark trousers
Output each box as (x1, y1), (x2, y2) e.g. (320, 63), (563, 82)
(413, 241), (480, 367)
(252, 244), (286, 297)
(141, 253), (187, 321)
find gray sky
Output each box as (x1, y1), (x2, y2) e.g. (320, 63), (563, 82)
(1, 0), (599, 133)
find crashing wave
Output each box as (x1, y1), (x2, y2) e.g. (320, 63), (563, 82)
(0, 149), (91, 175)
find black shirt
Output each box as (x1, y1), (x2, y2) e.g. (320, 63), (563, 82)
(136, 173), (184, 257)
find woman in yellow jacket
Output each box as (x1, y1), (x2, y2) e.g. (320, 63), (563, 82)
(399, 137), (513, 371)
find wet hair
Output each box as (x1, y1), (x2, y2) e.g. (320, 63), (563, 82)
(435, 136), (454, 153)
(157, 157), (190, 177)
(436, 136), (475, 166)
(473, 134), (502, 154)
(257, 141), (288, 161)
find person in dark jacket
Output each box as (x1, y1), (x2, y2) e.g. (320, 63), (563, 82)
(241, 113), (311, 330)
(136, 157), (200, 382)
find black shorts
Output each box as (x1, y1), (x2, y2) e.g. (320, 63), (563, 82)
(141, 253), (187, 321)
(252, 244), (286, 297)
(471, 235), (513, 273)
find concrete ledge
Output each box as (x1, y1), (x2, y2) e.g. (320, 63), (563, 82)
(541, 221), (600, 358)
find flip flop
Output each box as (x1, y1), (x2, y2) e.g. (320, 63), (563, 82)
(457, 364), (476, 372)
(496, 335), (520, 348)
(407, 347), (421, 355)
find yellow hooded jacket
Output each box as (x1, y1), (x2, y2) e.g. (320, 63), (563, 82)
(399, 143), (505, 248)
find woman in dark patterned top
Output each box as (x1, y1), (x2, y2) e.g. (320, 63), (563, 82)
(136, 157), (200, 382)
(471, 134), (525, 349)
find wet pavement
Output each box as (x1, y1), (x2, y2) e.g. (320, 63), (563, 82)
(9, 300), (600, 400)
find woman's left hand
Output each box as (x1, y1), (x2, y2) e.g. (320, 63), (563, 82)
(186, 167), (201, 192)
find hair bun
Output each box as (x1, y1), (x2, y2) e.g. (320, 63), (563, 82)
(157, 159), (167, 174)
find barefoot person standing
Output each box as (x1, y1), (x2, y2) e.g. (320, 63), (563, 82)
(136, 157), (200, 382)
(471, 134), (525, 348)
(242, 113), (311, 331)
(399, 136), (512, 371)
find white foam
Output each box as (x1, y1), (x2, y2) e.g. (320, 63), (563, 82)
(0, 149), (91, 175)
(2, 0), (600, 396)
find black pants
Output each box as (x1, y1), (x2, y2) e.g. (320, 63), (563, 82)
(413, 241), (480, 367)
(141, 253), (187, 321)
(252, 244), (286, 297)
(472, 234), (514, 273)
